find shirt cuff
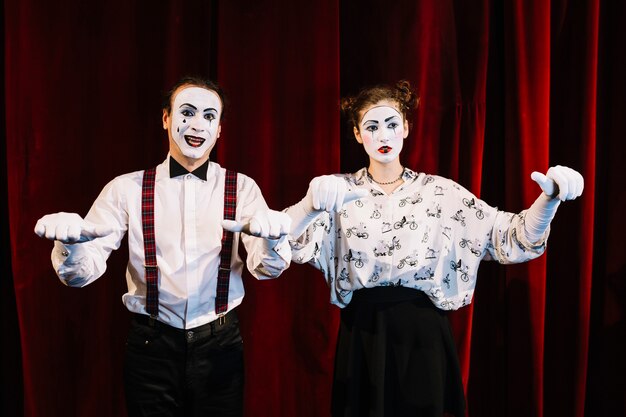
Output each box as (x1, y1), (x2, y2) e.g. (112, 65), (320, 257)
(51, 240), (91, 286)
(52, 240), (73, 263)
(266, 234), (292, 264)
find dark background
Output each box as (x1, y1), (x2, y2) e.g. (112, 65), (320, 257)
(3, 1), (624, 416)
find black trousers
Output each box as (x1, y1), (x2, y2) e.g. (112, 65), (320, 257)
(123, 310), (244, 417)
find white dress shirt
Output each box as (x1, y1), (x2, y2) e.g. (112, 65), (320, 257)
(290, 168), (549, 310)
(51, 156), (291, 329)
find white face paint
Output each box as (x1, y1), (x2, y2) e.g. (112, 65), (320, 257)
(356, 104), (408, 163)
(165, 86), (222, 160)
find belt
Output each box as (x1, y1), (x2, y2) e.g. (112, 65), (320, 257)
(131, 309), (238, 337)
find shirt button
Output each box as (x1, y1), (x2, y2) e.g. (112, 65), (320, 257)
(186, 174), (192, 179)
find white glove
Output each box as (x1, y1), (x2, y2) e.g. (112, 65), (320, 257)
(286, 175), (369, 238)
(34, 212), (114, 244)
(524, 165), (583, 243)
(222, 209), (291, 239)
(530, 165), (584, 201)
(306, 175), (369, 214)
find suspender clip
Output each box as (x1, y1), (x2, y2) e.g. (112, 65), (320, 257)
(218, 313), (226, 326)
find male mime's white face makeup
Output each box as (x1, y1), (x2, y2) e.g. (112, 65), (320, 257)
(165, 86), (222, 160)
(355, 102), (408, 164)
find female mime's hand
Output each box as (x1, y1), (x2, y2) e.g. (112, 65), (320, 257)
(530, 165), (584, 201)
(287, 175), (368, 238)
(307, 175), (369, 213)
(524, 165), (584, 243)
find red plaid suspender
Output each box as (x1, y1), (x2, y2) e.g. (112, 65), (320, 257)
(141, 167), (159, 318)
(141, 167), (238, 320)
(216, 170), (237, 316)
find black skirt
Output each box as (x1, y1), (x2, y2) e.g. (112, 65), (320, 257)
(331, 286), (466, 417)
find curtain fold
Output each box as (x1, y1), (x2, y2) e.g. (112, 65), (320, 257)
(585, 3), (626, 415)
(502, 1), (552, 415)
(544, 2), (599, 417)
(4, 1), (623, 416)
(216, 2), (341, 416)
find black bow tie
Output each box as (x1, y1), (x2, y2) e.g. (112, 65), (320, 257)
(169, 157), (209, 181)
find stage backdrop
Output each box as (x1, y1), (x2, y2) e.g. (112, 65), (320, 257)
(3, 1), (624, 416)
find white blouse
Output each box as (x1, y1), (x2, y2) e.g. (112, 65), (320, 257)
(290, 167), (548, 310)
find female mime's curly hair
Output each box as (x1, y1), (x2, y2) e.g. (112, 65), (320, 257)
(341, 80), (419, 131)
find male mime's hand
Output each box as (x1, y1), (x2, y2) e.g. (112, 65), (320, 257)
(222, 209), (291, 239)
(530, 165), (584, 201)
(34, 212), (114, 244)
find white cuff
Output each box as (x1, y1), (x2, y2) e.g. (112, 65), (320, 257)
(51, 240), (91, 286)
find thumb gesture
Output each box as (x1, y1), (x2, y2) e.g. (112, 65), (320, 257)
(530, 165), (584, 201)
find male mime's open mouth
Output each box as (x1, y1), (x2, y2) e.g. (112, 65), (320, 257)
(185, 135), (206, 148)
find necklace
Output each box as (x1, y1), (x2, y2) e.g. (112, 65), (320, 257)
(367, 168), (404, 185)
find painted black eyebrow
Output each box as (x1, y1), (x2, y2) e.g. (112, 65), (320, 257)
(363, 115), (400, 125)
(178, 104), (218, 114)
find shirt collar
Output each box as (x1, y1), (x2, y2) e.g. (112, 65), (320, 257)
(169, 156), (209, 181)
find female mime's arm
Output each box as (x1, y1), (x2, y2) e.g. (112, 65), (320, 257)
(286, 175), (368, 238)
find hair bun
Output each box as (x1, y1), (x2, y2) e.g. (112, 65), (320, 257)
(340, 96), (357, 114)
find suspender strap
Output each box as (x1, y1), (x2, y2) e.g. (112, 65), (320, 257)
(141, 167), (159, 318)
(215, 169), (238, 315)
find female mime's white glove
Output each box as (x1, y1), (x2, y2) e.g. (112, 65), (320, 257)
(286, 175), (368, 239)
(524, 165), (584, 243)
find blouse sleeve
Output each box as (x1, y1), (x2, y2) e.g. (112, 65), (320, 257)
(485, 208), (549, 264)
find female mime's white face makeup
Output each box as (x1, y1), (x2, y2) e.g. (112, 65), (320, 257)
(355, 101), (408, 164)
(164, 86), (222, 160)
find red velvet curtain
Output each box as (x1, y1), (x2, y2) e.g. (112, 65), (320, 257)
(3, 1), (624, 416)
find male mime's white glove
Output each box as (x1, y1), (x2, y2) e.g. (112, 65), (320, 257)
(286, 175), (369, 239)
(222, 209), (291, 239)
(524, 165), (584, 243)
(34, 212), (114, 244)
